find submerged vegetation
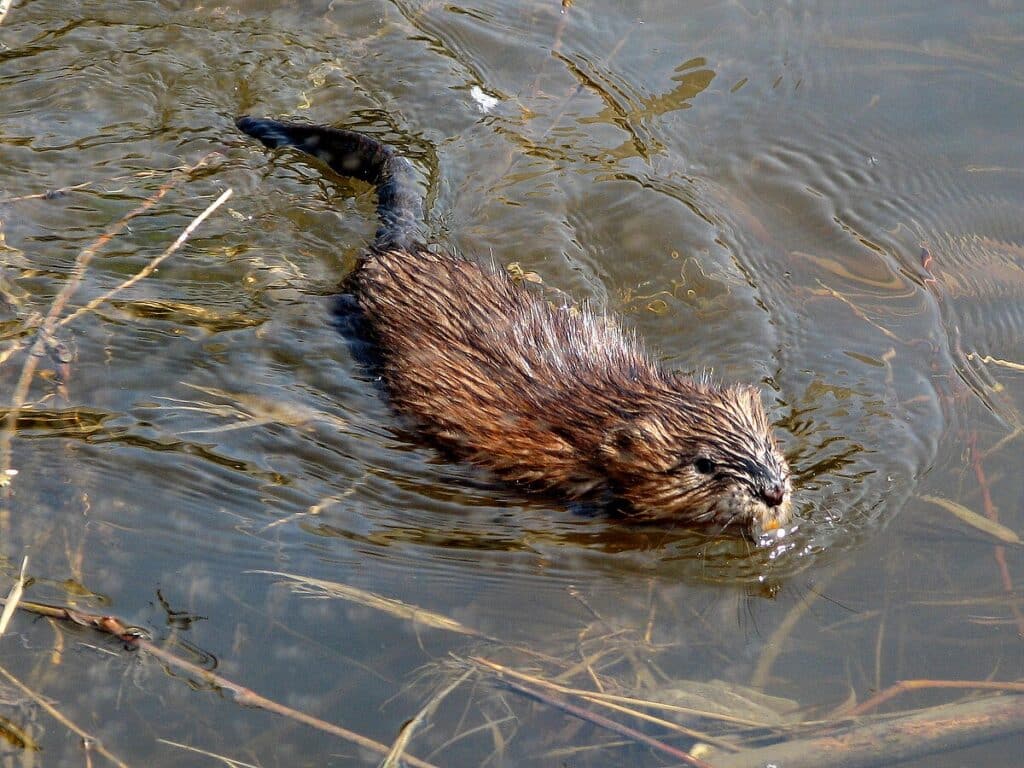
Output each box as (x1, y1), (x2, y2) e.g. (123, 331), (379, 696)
(0, 0), (1023, 765)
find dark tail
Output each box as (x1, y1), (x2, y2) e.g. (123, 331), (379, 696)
(236, 116), (422, 251)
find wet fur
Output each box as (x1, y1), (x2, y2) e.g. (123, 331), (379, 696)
(237, 117), (793, 537)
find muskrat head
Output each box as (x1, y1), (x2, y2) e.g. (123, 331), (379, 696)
(598, 380), (792, 539)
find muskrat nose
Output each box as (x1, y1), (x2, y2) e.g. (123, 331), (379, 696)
(760, 484), (786, 508)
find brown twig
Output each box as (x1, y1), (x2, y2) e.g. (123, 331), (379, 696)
(919, 243), (1024, 636)
(849, 678), (1024, 717)
(0, 182), (93, 203)
(0, 154), (221, 489)
(0, 167), (198, 206)
(712, 693), (1024, 768)
(57, 188), (232, 328)
(751, 562), (849, 690)
(0, 598), (442, 768)
(471, 655), (730, 764)
(474, 655), (757, 732)
(382, 669), (471, 767)
(0, 662), (128, 767)
(254, 569), (488, 639)
(968, 432), (1024, 636)
(481, 665), (715, 767)
(158, 738), (262, 767)
(43, 153), (219, 333)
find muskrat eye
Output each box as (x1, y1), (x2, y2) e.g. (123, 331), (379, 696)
(694, 457), (716, 475)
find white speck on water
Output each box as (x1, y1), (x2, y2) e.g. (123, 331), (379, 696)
(470, 86), (499, 113)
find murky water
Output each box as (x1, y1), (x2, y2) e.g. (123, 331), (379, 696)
(1, 1), (1022, 765)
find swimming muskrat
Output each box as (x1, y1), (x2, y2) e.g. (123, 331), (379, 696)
(237, 116), (793, 538)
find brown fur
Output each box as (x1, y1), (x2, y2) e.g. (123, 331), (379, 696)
(349, 247), (792, 537)
(237, 116), (793, 538)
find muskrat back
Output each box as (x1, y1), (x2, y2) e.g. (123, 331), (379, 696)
(237, 116), (793, 539)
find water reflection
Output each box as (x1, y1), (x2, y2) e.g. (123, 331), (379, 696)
(0, 0), (1022, 765)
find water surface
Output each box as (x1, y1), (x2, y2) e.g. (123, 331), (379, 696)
(1, 1), (1022, 765)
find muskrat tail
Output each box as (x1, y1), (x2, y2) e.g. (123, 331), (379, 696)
(236, 116), (422, 251)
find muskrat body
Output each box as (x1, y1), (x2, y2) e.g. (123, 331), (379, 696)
(237, 116), (792, 538)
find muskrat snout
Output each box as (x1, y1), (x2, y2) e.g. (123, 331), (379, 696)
(752, 476), (793, 538)
(760, 483), (787, 508)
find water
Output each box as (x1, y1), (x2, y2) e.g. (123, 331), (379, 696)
(1, 1), (1022, 765)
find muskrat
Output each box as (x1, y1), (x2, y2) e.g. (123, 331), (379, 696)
(237, 116), (793, 539)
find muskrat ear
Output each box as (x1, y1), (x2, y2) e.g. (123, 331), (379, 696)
(600, 418), (658, 462)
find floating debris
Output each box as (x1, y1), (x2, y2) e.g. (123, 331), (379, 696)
(470, 85), (499, 113)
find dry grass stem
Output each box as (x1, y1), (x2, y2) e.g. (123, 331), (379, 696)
(153, 382), (347, 437)
(42, 153), (219, 333)
(470, 656), (745, 748)
(252, 570), (487, 638)
(981, 426), (1024, 460)
(424, 715), (518, 761)
(849, 678), (1024, 717)
(817, 33), (997, 66)
(810, 277), (902, 342)
(158, 739), (261, 768)
(481, 663), (715, 767)
(0, 153), (222, 485)
(0, 555), (27, 637)
(2, 597), (442, 768)
(0, 182), (93, 203)
(381, 669), (472, 768)
(966, 433), (1024, 636)
(0, 344), (20, 369)
(0, 166), (199, 206)
(477, 655), (766, 728)
(751, 562), (848, 689)
(0, 662), (129, 768)
(57, 188), (233, 328)
(580, 692), (741, 751)
(919, 494), (1021, 544)
(965, 352), (1024, 373)
(259, 485), (361, 533)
